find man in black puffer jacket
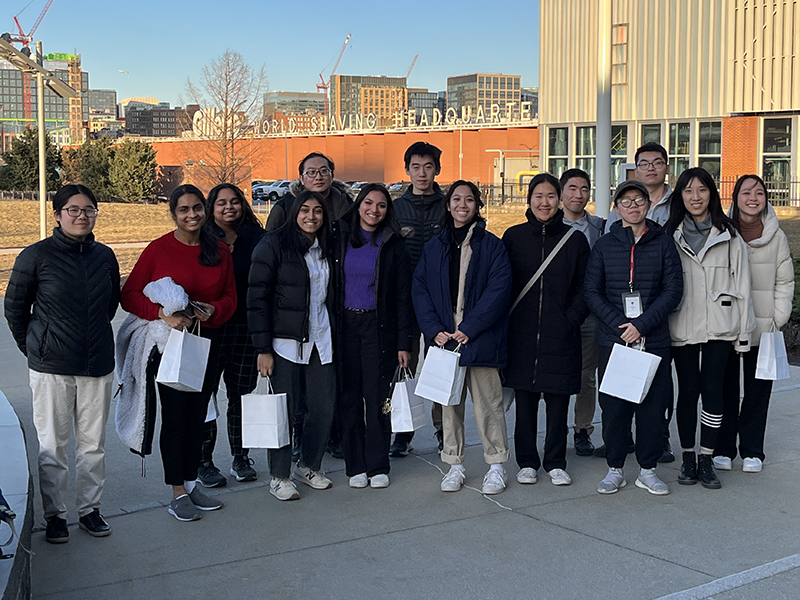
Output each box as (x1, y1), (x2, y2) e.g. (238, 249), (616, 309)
(584, 180), (683, 496)
(389, 141), (446, 456)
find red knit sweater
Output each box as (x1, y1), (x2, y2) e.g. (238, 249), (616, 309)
(121, 232), (237, 328)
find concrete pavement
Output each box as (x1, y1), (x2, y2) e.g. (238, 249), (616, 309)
(2, 314), (800, 599)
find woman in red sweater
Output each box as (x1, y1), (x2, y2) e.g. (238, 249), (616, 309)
(121, 184), (236, 522)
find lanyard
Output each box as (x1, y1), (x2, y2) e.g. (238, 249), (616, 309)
(628, 227), (648, 292)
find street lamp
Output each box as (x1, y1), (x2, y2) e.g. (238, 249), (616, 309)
(0, 36), (79, 239)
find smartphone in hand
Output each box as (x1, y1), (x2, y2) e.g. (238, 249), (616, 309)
(189, 300), (210, 317)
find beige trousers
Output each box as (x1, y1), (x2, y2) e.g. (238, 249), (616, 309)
(440, 366), (509, 465)
(29, 370), (114, 518)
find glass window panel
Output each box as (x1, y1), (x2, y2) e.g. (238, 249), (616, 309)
(576, 126), (596, 156)
(669, 122), (690, 155)
(612, 125), (627, 155)
(548, 128), (568, 156)
(763, 118), (792, 153)
(641, 124), (661, 145)
(577, 157), (596, 183)
(669, 157), (690, 180)
(698, 121), (722, 155)
(763, 157), (791, 183)
(699, 158), (721, 180)
(548, 157), (568, 178)
(611, 157), (627, 184)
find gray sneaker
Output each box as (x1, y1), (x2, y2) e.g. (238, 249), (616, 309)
(635, 468), (670, 495)
(188, 487), (224, 511)
(168, 495), (200, 522)
(598, 467), (626, 494)
(270, 477), (300, 501)
(291, 463), (332, 490)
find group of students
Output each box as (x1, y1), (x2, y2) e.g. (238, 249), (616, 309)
(4, 140), (793, 542)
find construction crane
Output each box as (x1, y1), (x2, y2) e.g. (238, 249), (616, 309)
(8, 0), (55, 122)
(316, 34), (351, 117)
(405, 54), (418, 80)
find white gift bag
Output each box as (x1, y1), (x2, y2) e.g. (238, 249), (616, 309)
(756, 331), (790, 381)
(156, 323), (211, 393)
(205, 391), (220, 423)
(415, 344), (467, 406)
(391, 368), (426, 432)
(599, 343), (662, 404)
(242, 376), (290, 449)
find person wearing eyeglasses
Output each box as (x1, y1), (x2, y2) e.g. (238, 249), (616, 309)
(584, 180), (683, 495)
(5, 185), (120, 543)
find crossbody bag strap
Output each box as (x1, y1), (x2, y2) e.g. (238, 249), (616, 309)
(509, 227), (575, 314)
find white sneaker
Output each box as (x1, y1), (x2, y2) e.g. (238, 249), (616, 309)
(597, 468), (626, 494)
(742, 457), (763, 473)
(291, 463), (332, 490)
(516, 467), (538, 484)
(548, 468), (572, 486)
(482, 468), (507, 495)
(269, 477), (299, 501)
(349, 473), (368, 488)
(370, 474), (390, 488)
(635, 468), (670, 495)
(713, 456), (732, 471)
(441, 466), (466, 492)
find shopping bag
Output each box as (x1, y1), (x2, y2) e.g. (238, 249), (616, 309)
(205, 391), (220, 423)
(415, 344), (467, 406)
(599, 343), (661, 404)
(156, 323), (210, 392)
(756, 331), (790, 381)
(241, 376), (290, 449)
(390, 368), (426, 432)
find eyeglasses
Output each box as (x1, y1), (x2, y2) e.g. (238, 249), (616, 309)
(636, 159), (667, 170)
(61, 206), (98, 218)
(302, 167), (332, 178)
(617, 197), (648, 208)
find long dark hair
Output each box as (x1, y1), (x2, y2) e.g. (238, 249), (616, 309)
(665, 167), (737, 237)
(170, 184), (221, 266)
(206, 183), (263, 232)
(442, 180), (485, 229)
(341, 183), (400, 248)
(277, 190), (331, 256)
(729, 174), (769, 224)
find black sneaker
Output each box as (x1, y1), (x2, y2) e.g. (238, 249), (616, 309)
(593, 443), (606, 458)
(697, 454), (721, 489)
(197, 462), (228, 488)
(231, 455), (257, 482)
(79, 509), (111, 537)
(45, 516), (69, 544)
(326, 439), (344, 460)
(574, 430), (595, 456)
(678, 451), (698, 485)
(435, 430), (444, 452)
(390, 433), (413, 457)
(658, 438), (676, 463)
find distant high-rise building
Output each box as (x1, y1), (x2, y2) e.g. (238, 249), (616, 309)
(446, 73), (522, 115)
(119, 97), (159, 118)
(520, 87), (539, 118)
(330, 75), (407, 128)
(126, 105), (197, 137)
(264, 91), (325, 116)
(88, 89), (118, 117)
(408, 88), (438, 123)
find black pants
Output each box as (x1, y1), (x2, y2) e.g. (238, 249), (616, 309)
(716, 347), (773, 461)
(157, 328), (221, 486)
(268, 348), (335, 479)
(673, 341), (732, 452)
(514, 390), (569, 472)
(338, 311), (391, 477)
(598, 345), (670, 470)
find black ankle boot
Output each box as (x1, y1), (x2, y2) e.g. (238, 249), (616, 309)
(678, 451), (698, 485)
(697, 454), (721, 489)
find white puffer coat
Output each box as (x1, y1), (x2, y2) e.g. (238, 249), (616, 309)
(669, 224), (755, 349)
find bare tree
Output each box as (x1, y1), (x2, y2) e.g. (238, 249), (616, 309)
(183, 49), (268, 188)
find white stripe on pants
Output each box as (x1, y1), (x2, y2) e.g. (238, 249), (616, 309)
(29, 370), (113, 518)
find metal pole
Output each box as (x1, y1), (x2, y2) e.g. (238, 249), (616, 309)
(459, 128), (463, 179)
(595, 0), (612, 218)
(36, 41), (47, 239)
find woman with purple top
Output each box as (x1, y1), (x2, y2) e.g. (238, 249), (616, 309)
(333, 183), (413, 489)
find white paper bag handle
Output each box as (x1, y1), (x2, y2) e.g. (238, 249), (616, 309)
(253, 375), (275, 394)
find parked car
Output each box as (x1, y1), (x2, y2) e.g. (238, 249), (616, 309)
(387, 182), (404, 193)
(252, 181), (276, 201)
(262, 180), (292, 202)
(350, 181), (368, 194)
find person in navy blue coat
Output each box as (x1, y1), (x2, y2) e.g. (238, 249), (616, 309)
(412, 181), (512, 495)
(584, 180), (683, 495)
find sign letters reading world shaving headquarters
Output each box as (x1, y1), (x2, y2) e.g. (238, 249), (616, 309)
(192, 102), (536, 138)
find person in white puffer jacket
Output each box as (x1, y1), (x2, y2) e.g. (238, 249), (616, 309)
(713, 175), (794, 474)
(665, 167), (756, 490)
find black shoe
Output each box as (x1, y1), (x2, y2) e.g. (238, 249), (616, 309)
(390, 433), (413, 457)
(574, 429), (595, 456)
(231, 455), (257, 482)
(326, 440), (344, 460)
(435, 430), (444, 452)
(45, 516), (69, 544)
(658, 439), (675, 463)
(697, 454), (721, 489)
(593, 444), (606, 458)
(79, 509), (111, 537)
(678, 451), (698, 485)
(197, 462), (228, 488)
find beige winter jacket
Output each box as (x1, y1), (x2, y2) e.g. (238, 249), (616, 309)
(732, 204), (794, 343)
(669, 224), (755, 349)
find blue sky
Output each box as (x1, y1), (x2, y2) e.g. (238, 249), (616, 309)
(10, 0), (540, 106)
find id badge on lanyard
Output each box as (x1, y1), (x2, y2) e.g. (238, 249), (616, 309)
(622, 244), (642, 318)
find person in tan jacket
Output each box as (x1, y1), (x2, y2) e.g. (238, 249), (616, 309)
(665, 167), (755, 490)
(714, 175), (794, 474)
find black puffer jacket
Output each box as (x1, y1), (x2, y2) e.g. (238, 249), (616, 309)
(584, 220), (683, 349)
(502, 209), (590, 395)
(210, 221), (265, 324)
(4, 227), (120, 376)
(392, 183), (446, 270)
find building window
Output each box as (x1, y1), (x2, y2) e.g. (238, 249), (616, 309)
(762, 118), (793, 200)
(548, 127), (568, 177)
(668, 122), (691, 179)
(576, 126), (596, 183)
(612, 24), (628, 85)
(641, 123), (661, 145)
(612, 125), (628, 182)
(698, 121), (722, 179)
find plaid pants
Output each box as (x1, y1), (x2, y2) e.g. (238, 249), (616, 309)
(201, 321), (259, 462)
